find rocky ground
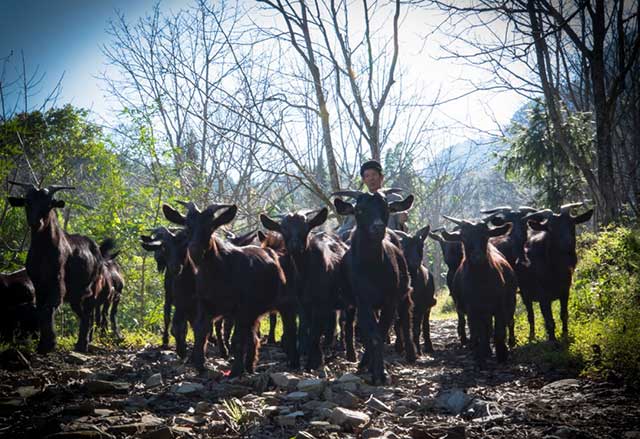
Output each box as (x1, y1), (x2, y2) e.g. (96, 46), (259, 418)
(0, 319), (639, 439)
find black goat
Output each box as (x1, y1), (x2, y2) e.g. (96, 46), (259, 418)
(95, 239), (124, 340)
(517, 202), (593, 342)
(260, 208), (355, 370)
(164, 201), (298, 376)
(8, 182), (104, 353)
(441, 216), (517, 367)
(428, 229), (466, 345)
(0, 268), (37, 341)
(141, 223), (198, 359)
(140, 228), (175, 349)
(481, 206), (539, 346)
(333, 190), (416, 384)
(394, 226), (437, 354)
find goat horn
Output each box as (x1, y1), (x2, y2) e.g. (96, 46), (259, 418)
(7, 180), (37, 190)
(225, 230), (237, 239)
(517, 206), (539, 214)
(523, 209), (554, 221)
(331, 190), (364, 199)
(480, 206), (512, 214)
(560, 202), (584, 214)
(47, 185), (76, 195)
(380, 187), (404, 196)
(442, 215), (469, 226)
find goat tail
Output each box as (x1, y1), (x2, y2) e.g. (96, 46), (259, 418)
(99, 238), (118, 260)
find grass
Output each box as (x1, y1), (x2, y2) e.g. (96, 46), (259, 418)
(431, 288), (458, 320)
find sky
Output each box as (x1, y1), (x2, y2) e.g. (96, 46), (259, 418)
(0, 0), (526, 143)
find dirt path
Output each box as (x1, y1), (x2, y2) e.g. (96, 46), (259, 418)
(1, 319), (638, 439)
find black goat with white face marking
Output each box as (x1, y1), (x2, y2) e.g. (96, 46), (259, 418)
(7, 181), (103, 354)
(261, 208), (355, 370)
(333, 190), (416, 385)
(441, 216), (517, 368)
(517, 203), (594, 343)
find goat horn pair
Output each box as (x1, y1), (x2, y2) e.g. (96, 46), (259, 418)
(560, 202), (584, 214)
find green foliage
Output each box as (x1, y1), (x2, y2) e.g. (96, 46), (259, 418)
(513, 226), (640, 386)
(499, 100), (591, 209)
(430, 288), (458, 320)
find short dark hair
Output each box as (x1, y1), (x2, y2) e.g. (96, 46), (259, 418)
(360, 160), (383, 177)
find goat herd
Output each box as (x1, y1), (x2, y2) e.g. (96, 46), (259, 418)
(1, 181), (593, 385)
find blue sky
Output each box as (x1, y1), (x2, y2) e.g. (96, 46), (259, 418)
(0, 0), (525, 138)
(0, 0), (174, 118)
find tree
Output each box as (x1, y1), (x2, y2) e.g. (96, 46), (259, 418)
(423, 0), (640, 224)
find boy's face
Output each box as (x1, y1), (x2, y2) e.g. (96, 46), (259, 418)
(362, 168), (384, 192)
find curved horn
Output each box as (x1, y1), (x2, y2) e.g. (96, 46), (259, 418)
(331, 190), (364, 199)
(47, 185), (76, 195)
(516, 206), (539, 214)
(225, 230), (237, 240)
(380, 187), (404, 196)
(8, 180), (37, 190)
(523, 209), (553, 222)
(560, 202), (584, 214)
(482, 211), (506, 223)
(206, 203), (235, 214)
(480, 206), (512, 214)
(442, 215), (470, 226)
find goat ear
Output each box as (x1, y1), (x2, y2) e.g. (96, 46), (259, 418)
(7, 197), (25, 207)
(52, 199), (65, 208)
(441, 230), (463, 242)
(489, 223), (511, 237)
(415, 225), (431, 242)
(528, 220), (548, 232)
(257, 230), (267, 243)
(308, 207), (328, 229)
(163, 204), (186, 225)
(489, 216), (506, 226)
(574, 209), (594, 224)
(260, 214), (281, 233)
(212, 205), (238, 229)
(389, 194), (414, 213)
(141, 241), (162, 251)
(334, 198), (354, 216)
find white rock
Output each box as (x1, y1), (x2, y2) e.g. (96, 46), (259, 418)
(298, 378), (325, 394)
(329, 407), (370, 428)
(434, 388), (472, 414)
(270, 372), (300, 389)
(542, 378), (580, 390)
